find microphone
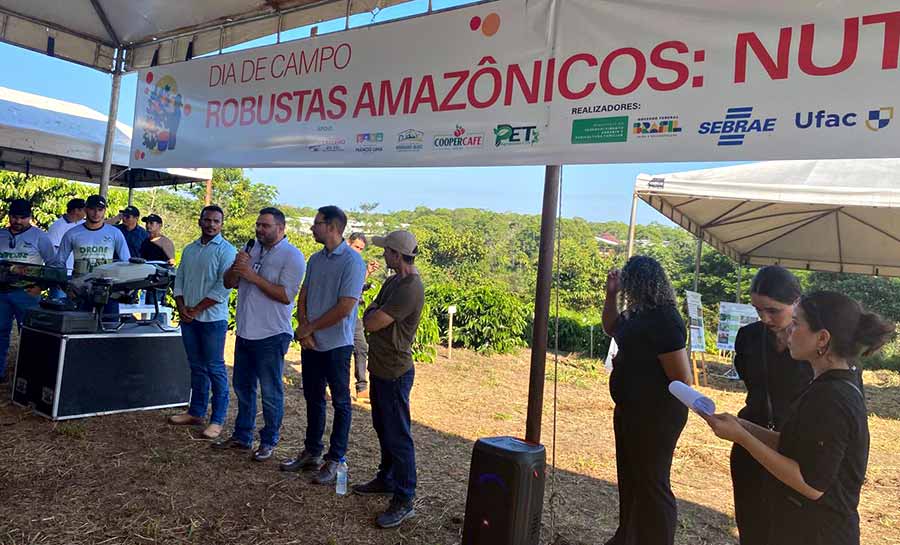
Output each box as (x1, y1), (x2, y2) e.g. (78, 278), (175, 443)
(244, 239), (255, 253)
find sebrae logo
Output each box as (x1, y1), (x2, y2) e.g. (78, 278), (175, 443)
(698, 106), (776, 146)
(433, 125), (484, 150)
(137, 71), (192, 160)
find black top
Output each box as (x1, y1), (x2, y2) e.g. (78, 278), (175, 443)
(768, 369), (869, 545)
(734, 322), (813, 430)
(140, 238), (169, 262)
(610, 304), (686, 407)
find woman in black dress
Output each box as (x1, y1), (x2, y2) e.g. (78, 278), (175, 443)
(731, 266), (813, 544)
(602, 256), (693, 545)
(704, 291), (892, 545)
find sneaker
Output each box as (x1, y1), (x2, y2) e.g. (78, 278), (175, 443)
(210, 436), (252, 450)
(280, 450), (324, 472)
(352, 477), (395, 497)
(311, 459), (339, 485)
(376, 498), (415, 528)
(253, 444), (275, 462)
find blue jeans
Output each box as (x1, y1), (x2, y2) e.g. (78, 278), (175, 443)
(181, 320), (229, 425)
(301, 345), (353, 462)
(371, 367), (417, 502)
(233, 334), (292, 447)
(0, 289), (40, 377)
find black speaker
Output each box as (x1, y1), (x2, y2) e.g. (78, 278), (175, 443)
(462, 436), (546, 545)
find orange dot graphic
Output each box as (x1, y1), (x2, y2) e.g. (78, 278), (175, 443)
(184, 104), (192, 116)
(482, 13), (500, 36)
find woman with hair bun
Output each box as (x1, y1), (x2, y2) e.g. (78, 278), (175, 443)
(602, 255), (693, 545)
(731, 266), (813, 544)
(704, 291), (893, 545)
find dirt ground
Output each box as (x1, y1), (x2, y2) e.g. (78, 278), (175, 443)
(1, 333), (899, 545)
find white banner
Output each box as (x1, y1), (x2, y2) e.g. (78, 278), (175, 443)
(130, 0), (900, 168)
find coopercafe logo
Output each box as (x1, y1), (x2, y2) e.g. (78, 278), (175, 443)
(433, 125), (484, 150)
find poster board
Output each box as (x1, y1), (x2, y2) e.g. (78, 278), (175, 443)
(716, 302), (759, 350)
(685, 290), (705, 353)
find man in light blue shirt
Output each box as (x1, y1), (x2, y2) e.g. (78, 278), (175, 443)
(167, 205), (237, 440)
(216, 207), (306, 462)
(281, 205), (365, 484)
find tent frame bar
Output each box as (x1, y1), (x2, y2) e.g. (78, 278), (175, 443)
(711, 207), (839, 228)
(702, 200), (749, 228)
(745, 209), (839, 255)
(840, 210), (900, 245)
(88, 0), (120, 45)
(723, 213), (834, 245)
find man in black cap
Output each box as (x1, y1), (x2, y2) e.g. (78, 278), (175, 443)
(55, 195), (130, 278)
(111, 205), (149, 258)
(140, 214), (175, 266)
(0, 199), (55, 381)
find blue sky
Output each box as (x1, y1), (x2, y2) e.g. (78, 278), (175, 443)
(0, 0), (738, 225)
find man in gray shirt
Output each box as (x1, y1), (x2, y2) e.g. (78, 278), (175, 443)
(281, 205), (365, 485)
(0, 199), (56, 382)
(216, 207), (306, 462)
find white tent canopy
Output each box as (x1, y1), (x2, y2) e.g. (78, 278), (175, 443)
(633, 160), (900, 277)
(0, 0), (410, 72)
(0, 86), (211, 188)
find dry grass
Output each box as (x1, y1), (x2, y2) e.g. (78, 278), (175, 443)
(1, 334), (899, 545)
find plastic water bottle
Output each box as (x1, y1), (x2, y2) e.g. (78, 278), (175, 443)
(335, 458), (348, 496)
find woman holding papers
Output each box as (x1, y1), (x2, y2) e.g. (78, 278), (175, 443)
(731, 266), (813, 545)
(602, 256), (693, 545)
(703, 292), (892, 545)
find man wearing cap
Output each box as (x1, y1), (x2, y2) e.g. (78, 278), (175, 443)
(111, 205), (149, 259)
(353, 230), (424, 529)
(0, 199), (56, 382)
(56, 195), (130, 279)
(281, 205), (365, 483)
(140, 214), (175, 266)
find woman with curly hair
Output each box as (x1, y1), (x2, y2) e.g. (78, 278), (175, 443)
(704, 292), (892, 545)
(601, 255), (693, 545)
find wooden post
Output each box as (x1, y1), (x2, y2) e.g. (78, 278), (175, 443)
(204, 179), (213, 205)
(447, 305), (456, 361)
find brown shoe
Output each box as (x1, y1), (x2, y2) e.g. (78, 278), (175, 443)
(167, 413), (203, 426)
(201, 423), (223, 439)
(356, 389), (370, 403)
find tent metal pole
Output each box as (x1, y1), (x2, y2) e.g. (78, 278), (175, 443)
(693, 234), (703, 292)
(525, 165), (560, 444)
(100, 48), (124, 198)
(626, 192), (638, 258)
(127, 184), (134, 206)
(205, 179), (213, 205)
(735, 259), (742, 303)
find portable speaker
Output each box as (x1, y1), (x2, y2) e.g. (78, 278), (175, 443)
(461, 436), (546, 545)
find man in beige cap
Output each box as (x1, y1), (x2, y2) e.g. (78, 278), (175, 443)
(352, 230), (425, 529)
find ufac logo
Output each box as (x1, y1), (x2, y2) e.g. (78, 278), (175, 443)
(698, 107), (776, 146)
(396, 129), (424, 152)
(137, 71), (192, 160)
(794, 107), (893, 131)
(433, 125), (484, 150)
(493, 124), (539, 147)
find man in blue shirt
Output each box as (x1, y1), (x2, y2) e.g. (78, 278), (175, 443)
(111, 205), (149, 259)
(168, 205), (237, 440)
(281, 205), (365, 484)
(216, 207), (306, 462)
(0, 199), (56, 382)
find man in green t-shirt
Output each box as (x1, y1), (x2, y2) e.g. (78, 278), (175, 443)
(353, 230), (424, 529)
